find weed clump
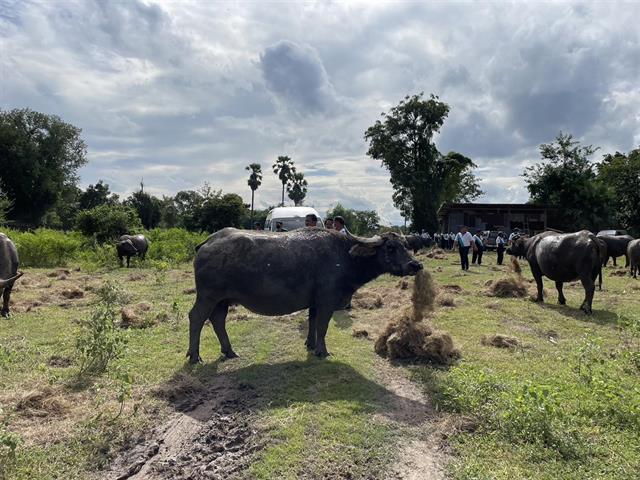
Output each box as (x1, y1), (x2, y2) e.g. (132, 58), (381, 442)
(375, 270), (460, 365)
(75, 281), (129, 377)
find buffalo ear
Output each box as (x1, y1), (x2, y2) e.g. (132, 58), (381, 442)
(349, 244), (378, 257)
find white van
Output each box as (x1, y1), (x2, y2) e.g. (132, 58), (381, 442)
(264, 206), (324, 232)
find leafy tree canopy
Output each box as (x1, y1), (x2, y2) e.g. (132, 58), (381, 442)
(79, 180), (119, 210)
(287, 171), (308, 206)
(125, 191), (162, 230)
(0, 108), (87, 226)
(75, 204), (142, 243)
(326, 203), (380, 236)
(598, 148), (640, 236)
(524, 132), (613, 231)
(364, 93), (481, 232)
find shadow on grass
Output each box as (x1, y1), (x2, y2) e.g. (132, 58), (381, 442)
(537, 302), (619, 325)
(163, 357), (434, 427)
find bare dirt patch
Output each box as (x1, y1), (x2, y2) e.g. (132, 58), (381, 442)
(60, 287), (84, 299)
(48, 355), (73, 368)
(106, 376), (261, 480)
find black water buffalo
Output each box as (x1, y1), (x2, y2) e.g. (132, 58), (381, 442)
(188, 228), (422, 363)
(0, 233), (23, 317)
(506, 230), (601, 314)
(628, 239), (640, 279)
(598, 234), (633, 267)
(116, 234), (149, 267)
(404, 234), (433, 254)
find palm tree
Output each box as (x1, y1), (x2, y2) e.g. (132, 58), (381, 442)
(287, 170), (308, 206)
(245, 163), (262, 219)
(272, 155), (295, 206)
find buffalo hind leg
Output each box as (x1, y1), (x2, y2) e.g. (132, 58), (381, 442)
(579, 276), (595, 314)
(187, 296), (216, 364)
(306, 306), (317, 350)
(210, 302), (237, 359)
(555, 281), (566, 305)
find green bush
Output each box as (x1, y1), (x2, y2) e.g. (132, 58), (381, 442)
(6, 228), (84, 267)
(144, 228), (208, 264)
(75, 204), (142, 243)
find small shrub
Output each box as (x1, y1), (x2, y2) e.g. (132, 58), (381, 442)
(145, 228), (208, 264)
(0, 408), (19, 479)
(75, 204), (142, 243)
(75, 281), (129, 377)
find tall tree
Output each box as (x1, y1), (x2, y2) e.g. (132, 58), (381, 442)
(287, 170), (308, 206)
(198, 193), (248, 232)
(524, 132), (613, 231)
(78, 180), (119, 210)
(272, 155), (295, 206)
(125, 190), (162, 229)
(0, 189), (12, 226)
(364, 93), (479, 232)
(246, 163), (263, 219)
(597, 148), (640, 236)
(0, 108), (87, 226)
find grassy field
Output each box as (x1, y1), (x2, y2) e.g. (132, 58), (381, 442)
(0, 250), (638, 479)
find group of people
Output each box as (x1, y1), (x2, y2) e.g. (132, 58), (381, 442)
(253, 215), (348, 234)
(453, 227), (510, 271)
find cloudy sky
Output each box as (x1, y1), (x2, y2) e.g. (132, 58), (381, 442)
(1, 1), (639, 224)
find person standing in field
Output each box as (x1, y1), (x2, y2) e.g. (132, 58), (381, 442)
(334, 216), (348, 235)
(472, 230), (484, 265)
(496, 231), (506, 265)
(455, 226), (473, 271)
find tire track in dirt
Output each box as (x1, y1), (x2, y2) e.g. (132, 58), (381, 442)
(106, 377), (261, 480)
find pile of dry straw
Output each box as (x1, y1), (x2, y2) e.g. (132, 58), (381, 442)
(374, 270), (460, 365)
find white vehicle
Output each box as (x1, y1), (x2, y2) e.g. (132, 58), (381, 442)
(264, 206), (324, 232)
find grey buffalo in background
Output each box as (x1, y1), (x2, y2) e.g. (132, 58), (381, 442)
(404, 234), (434, 254)
(628, 239), (640, 279)
(507, 230), (601, 314)
(188, 227), (423, 363)
(0, 233), (23, 317)
(598, 234), (633, 267)
(116, 234), (149, 267)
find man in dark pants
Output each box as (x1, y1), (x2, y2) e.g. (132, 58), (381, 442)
(455, 226), (473, 271)
(496, 232), (506, 265)
(472, 230), (484, 265)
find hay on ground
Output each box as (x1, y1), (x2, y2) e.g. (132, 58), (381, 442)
(15, 387), (70, 417)
(353, 291), (384, 310)
(121, 305), (158, 328)
(60, 287), (84, 299)
(438, 294), (456, 307)
(441, 284), (463, 293)
(183, 287), (197, 294)
(397, 279), (409, 290)
(352, 329), (369, 339)
(426, 248), (447, 260)
(609, 269), (627, 277)
(485, 276), (528, 298)
(481, 334), (520, 349)
(374, 270), (460, 365)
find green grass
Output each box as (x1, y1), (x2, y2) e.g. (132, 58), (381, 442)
(1, 252), (638, 479)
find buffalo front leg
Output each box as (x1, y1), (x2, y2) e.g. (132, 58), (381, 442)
(306, 306), (317, 350)
(211, 302), (237, 359)
(555, 281), (566, 305)
(187, 296), (216, 364)
(126, 256), (131, 268)
(530, 266), (545, 303)
(314, 309), (334, 358)
(579, 276), (595, 314)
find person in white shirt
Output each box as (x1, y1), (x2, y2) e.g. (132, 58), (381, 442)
(334, 216), (348, 235)
(496, 232), (506, 265)
(455, 226), (474, 271)
(508, 228), (521, 244)
(472, 230), (485, 265)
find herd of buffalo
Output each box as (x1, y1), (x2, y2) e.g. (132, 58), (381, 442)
(0, 228), (638, 362)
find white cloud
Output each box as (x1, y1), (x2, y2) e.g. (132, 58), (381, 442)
(1, 0), (639, 225)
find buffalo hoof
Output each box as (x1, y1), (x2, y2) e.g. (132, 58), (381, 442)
(580, 305), (592, 315)
(314, 350), (330, 359)
(305, 341), (316, 351)
(186, 352), (203, 364)
(535, 297), (544, 303)
(558, 299), (566, 305)
(1, 310), (9, 318)
(223, 350), (239, 359)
